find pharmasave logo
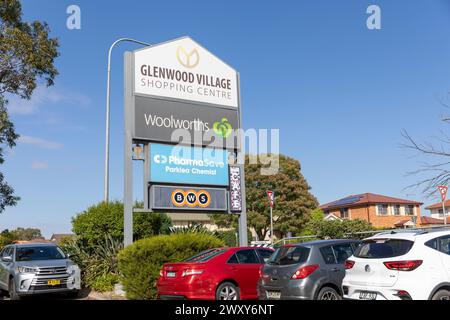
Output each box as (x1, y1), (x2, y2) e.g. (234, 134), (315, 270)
(176, 46), (200, 69)
(213, 118), (233, 138)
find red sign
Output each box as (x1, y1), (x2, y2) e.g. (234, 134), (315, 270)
(266, 190), (275, 208)
(438, 185), (448, 202)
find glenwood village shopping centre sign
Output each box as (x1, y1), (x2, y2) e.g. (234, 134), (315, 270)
(123, 36), (247, 246)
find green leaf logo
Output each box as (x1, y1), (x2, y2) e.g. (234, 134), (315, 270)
(213, 118), (233, 138)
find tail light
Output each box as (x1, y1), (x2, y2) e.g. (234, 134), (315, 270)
(345, 260), (355, 270)
(393, 290), (412, 300)
(159, 269), (163, 277)
(291, 264), (319, 280)
(181, 268), (204, 277)
(383, 260), (422, 271)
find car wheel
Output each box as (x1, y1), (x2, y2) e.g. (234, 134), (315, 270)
(8, 278), (20, 301)
(216, 282), (240, 300)
(432, 289), (450, 300)
(66, 290), (80, 299)
(317, 287), (341, 300)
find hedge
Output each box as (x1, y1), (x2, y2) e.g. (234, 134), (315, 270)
(117, 233), (224, 299)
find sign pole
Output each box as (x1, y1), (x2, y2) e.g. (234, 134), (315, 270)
(236, 73), (248, 247)
(270, 204), (274, 245)
(266, 190), (274, 245)
(124, 52), (134, 247)
(443, 201), (447, 227)
(438, 185), (448, 227)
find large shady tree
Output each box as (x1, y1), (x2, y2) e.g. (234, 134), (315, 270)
(0, 0), (59, 212)
(209, 154), (319, 240)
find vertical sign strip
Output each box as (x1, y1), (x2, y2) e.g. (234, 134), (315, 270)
(229, 166), (242, 212)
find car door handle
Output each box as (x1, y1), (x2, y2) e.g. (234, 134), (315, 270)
(230, 266), (237, 271)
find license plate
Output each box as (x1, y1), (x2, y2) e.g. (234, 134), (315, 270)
(359, 291), (377, 300)
(166, 272), (176, 278)
(47, 279), (61, 286)
(266, 291), (281, 300)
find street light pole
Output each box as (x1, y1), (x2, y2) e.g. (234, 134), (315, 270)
(104, 38), (150, 202)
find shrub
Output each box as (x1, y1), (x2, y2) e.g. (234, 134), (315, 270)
(308, 219), (373, 239)
(60, 234), (123, 291)
(90, 273), (120, 292)
(118, 233), (224, 299)
(214, 230), (238, 247)
(71, 201), (172, 247)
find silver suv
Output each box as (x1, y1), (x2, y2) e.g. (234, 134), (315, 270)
(0, 243), (81, 300)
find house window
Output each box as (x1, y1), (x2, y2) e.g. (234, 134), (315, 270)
(393, 205), (401, 216)
(377, 204), (388, 215)
(405, 205), (414, 216)
(340, 208), (349, 219)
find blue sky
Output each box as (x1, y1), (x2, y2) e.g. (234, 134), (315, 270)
(2, 0), (450, 237)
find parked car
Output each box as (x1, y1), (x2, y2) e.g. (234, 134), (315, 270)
(258, 239), (360, 300)
(343, 229), (450, 300)
(0, 243), (81, 300)
(157, 246), (274, 300)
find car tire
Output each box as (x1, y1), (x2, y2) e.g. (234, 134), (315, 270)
(66, 290), (80, 299)
(8, 278), (20, 301)
(431, 289), (450, 300)
(317, 287), (341, 300)
(215, 282), (240, 300)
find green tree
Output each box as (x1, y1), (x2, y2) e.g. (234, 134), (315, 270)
(9, 227), (41, 240)
(298, 208), (324, 236)
(0, 0), (59, 212)
(210, 154), (319, 240)
(71, 201), (172, 247)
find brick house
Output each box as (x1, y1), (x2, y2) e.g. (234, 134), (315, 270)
(425, 200), (450, 220)
(320, 193), (423, 229)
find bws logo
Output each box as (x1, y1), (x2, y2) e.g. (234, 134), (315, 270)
(171, 189), (211, 208)
(176, 46), (200, 69)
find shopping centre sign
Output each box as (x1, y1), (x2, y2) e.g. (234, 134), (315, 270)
(134, 37), (238, 108)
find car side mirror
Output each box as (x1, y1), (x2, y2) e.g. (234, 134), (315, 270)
(2, 255), (12, 262)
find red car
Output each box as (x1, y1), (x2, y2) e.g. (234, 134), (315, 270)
(157, 246), (274, 300)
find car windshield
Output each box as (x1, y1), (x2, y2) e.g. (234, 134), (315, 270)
(184, 248), (226, 262)
(16, 246), (66, 261)
(268, 245), (311, 265)
(354, 239), (414, 259)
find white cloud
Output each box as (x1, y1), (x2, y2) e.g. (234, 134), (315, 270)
(19, 135), (63, 150)
(8, 86), (91, 115)
(31, 161), (49, 170)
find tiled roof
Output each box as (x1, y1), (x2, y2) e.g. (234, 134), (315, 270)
(320, 193), (422, 210)
(420, 216), (450, 225)
(425, 200), (450, 210)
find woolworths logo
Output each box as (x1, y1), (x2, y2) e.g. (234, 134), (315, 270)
(213, 118), (233, 138)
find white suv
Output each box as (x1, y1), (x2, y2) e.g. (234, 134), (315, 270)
(342, 229), (450, 300)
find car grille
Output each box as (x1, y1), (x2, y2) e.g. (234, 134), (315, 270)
(35, 266), (68, 276)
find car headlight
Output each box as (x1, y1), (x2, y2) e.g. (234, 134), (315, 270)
(67, 264), (79, 276)
(17, 266), (37, 274)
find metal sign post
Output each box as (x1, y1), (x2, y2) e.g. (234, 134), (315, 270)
(124, 52), (134, 246)
(266, 190), (275, 245)
(438, 185), (448, 226)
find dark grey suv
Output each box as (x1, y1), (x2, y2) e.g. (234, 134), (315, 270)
(258, 239), (360, 300)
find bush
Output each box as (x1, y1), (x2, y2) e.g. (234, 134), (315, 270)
(308, 219), (373, 239)
(71, 201), (172, 247)
(90, 273), (120, 292)
(214, 230), (238, 247)
(60, 234), (123, 291)
(118, 233), (224, 299)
